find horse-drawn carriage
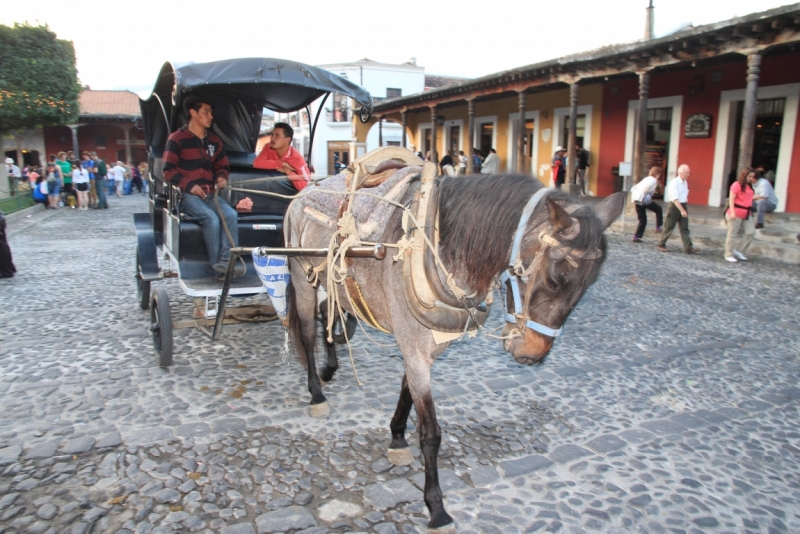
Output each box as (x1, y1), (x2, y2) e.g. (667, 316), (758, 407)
(135, 56), (627, 533)
(134, 58), (375, 366)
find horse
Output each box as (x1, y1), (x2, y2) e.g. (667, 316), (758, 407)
(284, 168), (625, 531)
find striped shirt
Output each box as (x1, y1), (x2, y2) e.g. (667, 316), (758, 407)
(162, 127), (229, 193)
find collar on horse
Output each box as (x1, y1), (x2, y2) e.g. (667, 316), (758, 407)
(500, 188), (602, 338)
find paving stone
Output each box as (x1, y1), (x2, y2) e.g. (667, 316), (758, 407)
(585, 434), (627, 454)
(317, 499), (363, 522)
(639, 420), (686, 435)
(549, 444), (592, 464)
(468, 466), (500, 487)
(176, 423), (211, 437)
(95, 431), (122, 448)
(25, 442), (58, 459)
(499, 455), (553, 477)
(363, 478), (421, 510)
(618, 429), (656, 444)
(221, 524), (256, 534)
(410, 469), (468, 493)
(255, 505), (317, 533)
(0, 445), (22, 466)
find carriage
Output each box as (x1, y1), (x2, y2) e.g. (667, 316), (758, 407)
(134, 58), (376, 367)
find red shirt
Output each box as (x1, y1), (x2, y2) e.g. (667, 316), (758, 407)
(253, 145), (311, 191)
(728, 181), (754, 219)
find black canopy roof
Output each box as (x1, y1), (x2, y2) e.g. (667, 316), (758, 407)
(140, 58), (373, 155)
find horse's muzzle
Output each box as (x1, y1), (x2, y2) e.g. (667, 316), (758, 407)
(502, 326), (553, 365)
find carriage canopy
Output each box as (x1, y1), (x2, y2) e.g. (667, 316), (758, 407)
(139, 58), (374, 156)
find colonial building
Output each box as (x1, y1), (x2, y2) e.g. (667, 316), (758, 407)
(44, 89), (144, 165)
(355, 4), (800, 213)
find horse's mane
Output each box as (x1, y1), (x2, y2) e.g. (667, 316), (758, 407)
(437, 174), (606, 291)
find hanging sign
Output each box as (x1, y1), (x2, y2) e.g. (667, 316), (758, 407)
(685, 113), (713, 138)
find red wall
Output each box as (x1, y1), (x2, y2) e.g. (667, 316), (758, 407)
(597, 52), (800, 211)
(44, 123), (147, 165)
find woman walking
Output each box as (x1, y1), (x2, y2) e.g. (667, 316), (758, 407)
(72, 161), (90, 210)
(630, 167), (664, 242)
(724, 168), (756, 263)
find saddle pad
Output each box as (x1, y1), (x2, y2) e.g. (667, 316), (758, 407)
(301, 166), (421, 241)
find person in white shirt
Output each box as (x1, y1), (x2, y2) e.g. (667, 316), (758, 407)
(657, 164), (700, 254)
(749, 171), (778, 228)
(630, 166), (663, 242)
(457, 150), (468, 175)
(71, 162), (90, 210)
(5, 158), (21, 196)
(480, 148), (500, 174)
(111, 162), (126, 197)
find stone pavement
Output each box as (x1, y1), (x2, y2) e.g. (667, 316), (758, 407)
(1, 194), (799, 534)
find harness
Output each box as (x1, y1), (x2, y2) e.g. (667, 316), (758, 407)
(499, 188), (603, 339)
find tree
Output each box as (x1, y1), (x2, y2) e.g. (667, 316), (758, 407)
(0, 23), (81, 167)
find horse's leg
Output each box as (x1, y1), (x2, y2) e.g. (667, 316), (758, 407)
(406, 362), (454, 531)
(289, 282), (330, 417)
(387, 374), (414, 466)
(317, 300), (339, 384)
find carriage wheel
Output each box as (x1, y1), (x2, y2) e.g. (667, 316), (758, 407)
(331, 313), (357, 345)
(150, 287), (173, 367)
(136, 246), (151, 310)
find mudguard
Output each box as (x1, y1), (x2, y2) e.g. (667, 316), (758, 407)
(134, 212), (161, 281)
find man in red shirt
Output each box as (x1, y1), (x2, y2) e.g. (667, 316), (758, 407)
(253, 123), (311, 191)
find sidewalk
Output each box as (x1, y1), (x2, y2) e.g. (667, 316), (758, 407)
(583, 196), (800, 264)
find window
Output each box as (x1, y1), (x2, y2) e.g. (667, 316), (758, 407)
(328, 93), (350, 123)
(95, 134), (107, 149)
(386, 88), (402, 99)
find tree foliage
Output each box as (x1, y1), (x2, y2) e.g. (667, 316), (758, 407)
(0, 23), (81, 132)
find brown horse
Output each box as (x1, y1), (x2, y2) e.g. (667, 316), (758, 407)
(285, 171), (625, 531)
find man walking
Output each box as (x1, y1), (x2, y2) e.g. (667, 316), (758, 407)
(163, 95), (243, 277)
(575, 143), (590, 196)
(657, 164), (700, 254)
(91, 152), (109, 209)
(750, 171), (778, 229)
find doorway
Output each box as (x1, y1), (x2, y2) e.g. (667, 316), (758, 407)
(728, 98), (785, 189)
(4, 150), (40, 167)
(479, 123), (494, 157)
(645, 107), (672, 197)
(328, 141), (350, 175)
(448, 125), (461, 158)
(561, 114), (586, 148)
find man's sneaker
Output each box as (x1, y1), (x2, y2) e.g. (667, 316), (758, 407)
(733, 250), (748, 261)
(214, 259), (246, 278)
(725, 256), (738, 263)
(632, 236), (642, 243)
(657, 245), (668, 252)
(654, 226), (663, 233)
(755, 223), (764, 229)
(685, 247), (701, 255)
(213, 260), (228, 275)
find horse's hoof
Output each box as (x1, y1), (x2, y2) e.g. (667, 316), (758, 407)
(429, 523), (456, 534)
(388, 447), (414, 466)
(310, 401), (330, 418)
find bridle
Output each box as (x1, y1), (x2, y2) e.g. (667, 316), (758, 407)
(499, 188), (603, 339)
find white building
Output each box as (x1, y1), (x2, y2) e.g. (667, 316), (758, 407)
(275, 58), (426, 176)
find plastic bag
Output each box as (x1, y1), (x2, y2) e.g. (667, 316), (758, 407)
(252, 252), (290, 319)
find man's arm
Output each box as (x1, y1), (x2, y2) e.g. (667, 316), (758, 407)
(253, 148), (281, 171)
(162, 137), (185, 187)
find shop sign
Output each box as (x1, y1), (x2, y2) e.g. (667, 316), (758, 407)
(685, 113), (712, 138)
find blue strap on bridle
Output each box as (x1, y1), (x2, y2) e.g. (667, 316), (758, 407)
(502, 187), (564, 338)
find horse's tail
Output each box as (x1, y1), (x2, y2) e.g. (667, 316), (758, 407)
(285, 279), (312, 370)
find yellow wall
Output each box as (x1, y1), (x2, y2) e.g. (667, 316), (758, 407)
(360, 84), (604, 193)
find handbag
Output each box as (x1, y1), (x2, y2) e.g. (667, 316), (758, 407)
(641, 193), (653, 206)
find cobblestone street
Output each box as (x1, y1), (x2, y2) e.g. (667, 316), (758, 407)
(1, 194), (799, 534)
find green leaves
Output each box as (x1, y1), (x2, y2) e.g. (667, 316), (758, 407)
(0, 23), (80, 131)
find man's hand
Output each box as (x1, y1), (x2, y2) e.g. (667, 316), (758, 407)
(216, 176), (228, 190)
(278, 162), (297, 175)
(189, 185), (206, 199)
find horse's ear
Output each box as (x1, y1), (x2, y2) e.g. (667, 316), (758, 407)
(593, 191), (626, 230)
(546, 196), (573, 234)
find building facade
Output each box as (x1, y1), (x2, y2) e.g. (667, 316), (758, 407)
(357, 5), (800, 213)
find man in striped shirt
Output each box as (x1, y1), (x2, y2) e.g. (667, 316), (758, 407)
(163, 95), (244, 276)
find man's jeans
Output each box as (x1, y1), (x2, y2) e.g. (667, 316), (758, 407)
(754, 198), (776, 225)
(181, 193), (239, 268)
(95, 178), (108, 208)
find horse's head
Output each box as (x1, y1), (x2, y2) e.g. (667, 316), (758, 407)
(502, 192), (625, 364)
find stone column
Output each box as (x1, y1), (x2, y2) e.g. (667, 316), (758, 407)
(632, 71), (650, 186)
(378, 116), (383, 147)
(737, 53), (762, 172)
(124, 126), (132, 164)
(430, 106), (438, 163)
(467, 99), (475, 172)
(70, 124), (80, 157)
(518, 91), (527, 173)
(566, 82), (579, 194)
(401, 110), (407, 148)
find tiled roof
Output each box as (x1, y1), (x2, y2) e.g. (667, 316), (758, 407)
(424, 75), (468, 90)
(79, 89), (140, 118)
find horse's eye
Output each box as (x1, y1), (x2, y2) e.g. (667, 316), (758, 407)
(545, 276), (558, 291)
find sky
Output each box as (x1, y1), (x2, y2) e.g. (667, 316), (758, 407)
(2, 0), (797, 98)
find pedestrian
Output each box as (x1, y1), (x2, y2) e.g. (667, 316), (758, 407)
(44, 162), (62, 209)
(480, 148), (500, 174)
(32, 176), (49, 208)
(472, 149), (483, 173)
(72, 160), (90, 210)
(630, 166), (663, 242)
(139, 162), (150, 194)
(439, 153), (454, 175)
(111, 161), (126, 197)
(551, 147), (566, 188)
(724, 168), (756, 262)
(575, 143), (590, 196)
(0, 209), (16, 279)
(131, 163), (144, 194)
(90, 152), (109, 209)
(457, 150), (468, 175)
(657, 164), (700, 254)
(750, 169), (778, 229)
(4, 158), (21, 196)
